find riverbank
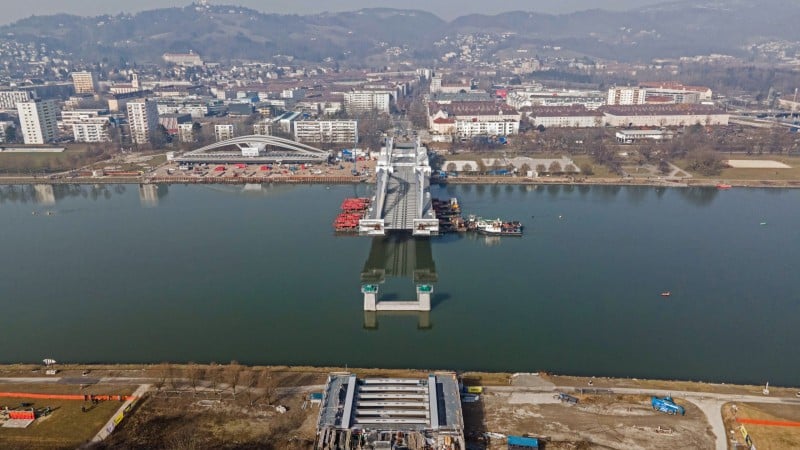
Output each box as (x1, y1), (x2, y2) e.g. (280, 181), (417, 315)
(2, 173), (800, 188)
(2, 363), (797, 450)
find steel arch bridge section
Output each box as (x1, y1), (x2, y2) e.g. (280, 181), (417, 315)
(175, 135), (330, 164)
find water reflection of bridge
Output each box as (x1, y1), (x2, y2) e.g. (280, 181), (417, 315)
(361, 235), (437, 329)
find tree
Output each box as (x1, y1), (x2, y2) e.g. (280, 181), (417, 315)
(4, 126), (17, 143)
(462, 163), (473, 172)
(564, 164), (577, 174)
(187, 363), (205, 395)
(242, 370), (260, 406)
(548, 161), (562, 173)
(658, 159), (671, 175)
(259, 369), (279, 406)
(475, 159), (487, 174)
(226, 360), (243, 399)
(520, 163), (531, 175)
(445, 162), (457, 172)
(155, 363), (170, 394)
(537, 124), (546, 133)
(535, 163), (547, 174)
(580, 163), (594, 175)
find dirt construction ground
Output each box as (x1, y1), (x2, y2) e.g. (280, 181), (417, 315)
(465, 390), (715, 449)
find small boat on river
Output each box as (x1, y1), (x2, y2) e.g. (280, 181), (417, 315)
(661, 291), (671, 297)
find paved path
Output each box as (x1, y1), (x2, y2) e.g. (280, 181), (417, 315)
(88, 384), (150, 445)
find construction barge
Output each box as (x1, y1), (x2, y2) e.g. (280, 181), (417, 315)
(334, 196), (524, 237)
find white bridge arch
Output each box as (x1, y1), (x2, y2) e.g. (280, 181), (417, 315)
(174, 135), (330, 164)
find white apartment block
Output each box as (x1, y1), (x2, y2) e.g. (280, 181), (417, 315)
(61, 110), (111, 142)
(455, 120), (519, 138)
(344, 91), (391, 114)
(293, 120), (358, 144)
(17, 99), (59, 144)
(71, 71), (97, 94)
(253, 120), (272, 136)
(607, 87), (647, 105)
(73, 119), (111, 143)
(0, 90), (32, 110)
(507, 89), (606, 110)
(178, 123), (194, 143)
(126, 99), (159, 145)
(214, 124), (235, 141)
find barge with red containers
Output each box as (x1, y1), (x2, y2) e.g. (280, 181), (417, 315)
(333, 197), (371, 233)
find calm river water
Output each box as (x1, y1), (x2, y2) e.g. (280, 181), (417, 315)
(1, 183), (798, 385)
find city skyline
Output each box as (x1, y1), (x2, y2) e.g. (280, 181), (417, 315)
(3, 0), (670, 25)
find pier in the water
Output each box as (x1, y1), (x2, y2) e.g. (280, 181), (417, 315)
(361, 236), (436, 321)
(359, 138), (439, 237)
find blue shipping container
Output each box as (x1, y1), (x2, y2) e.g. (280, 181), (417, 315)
(508, 435), (539, 448)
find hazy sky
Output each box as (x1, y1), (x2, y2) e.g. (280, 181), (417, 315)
(2, 1), (671, 25)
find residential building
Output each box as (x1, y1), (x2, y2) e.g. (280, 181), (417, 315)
(178, 123), (195, 143)
(126, 99), (160, 145)
(527, 105), (603, 128)
(72, 118), (111, 143)
(507, 89), (606, 110)
(0, 90), (32, 110)
(214, 124), (235, 141)
(428, 101), (521, 138)
(607, 87), (647, 105)
(600, 104), (729, 127)
(253, 120), (272, 136)
(293, 119), (358, 144)
(17, 99), (58, 144)
(639, 82), (712, 103)
(70, 71), (97, 94)
(162, 52), (204, 67)
(344, 90), (391, 114)
(158, 113), (192, 135)
(61, 110), (111, 142)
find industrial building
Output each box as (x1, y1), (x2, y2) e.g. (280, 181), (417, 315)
(315, 372), (465, 450)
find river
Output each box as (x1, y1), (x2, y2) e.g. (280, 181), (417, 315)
(0, 183), (797, 385)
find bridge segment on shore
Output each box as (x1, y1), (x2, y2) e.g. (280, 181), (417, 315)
(358, 138), (439, 237)
(173, 135), (330, 164)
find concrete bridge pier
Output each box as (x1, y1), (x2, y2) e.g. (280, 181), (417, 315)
(362, 284), (378, 311)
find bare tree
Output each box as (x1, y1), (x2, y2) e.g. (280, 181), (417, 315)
(535, 163), (547, 174)
(242, 369), (261, 407)
(445, 162), (457, 172)
(564, 164), (577, 174)
(208, 363), (224, 396)
(187, 363), (205, 395)
(155, 363), (170, 394)
(548, 161), (562, 174)
(226, 361), (243, 399)
(259, 369), (279, 406)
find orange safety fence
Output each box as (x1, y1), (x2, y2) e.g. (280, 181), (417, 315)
(0, 392), (136, 401)
(737, 418), (800, 427)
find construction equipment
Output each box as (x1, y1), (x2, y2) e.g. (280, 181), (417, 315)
(651, 396), (685, 415)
